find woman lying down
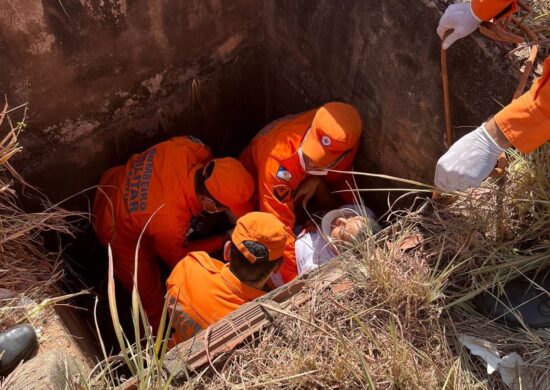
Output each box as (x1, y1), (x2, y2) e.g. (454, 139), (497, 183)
(295, 204), (381, 275)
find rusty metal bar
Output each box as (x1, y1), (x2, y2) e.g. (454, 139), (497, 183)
(511, 17), (539, 99)
(441, 40), (453, 149)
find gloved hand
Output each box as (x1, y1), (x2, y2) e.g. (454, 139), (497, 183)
(437, 2), (481, 49)
(435, 124), (506, 192)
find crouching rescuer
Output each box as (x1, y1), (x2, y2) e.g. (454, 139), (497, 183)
(166, 212), (288, 344)
(92, 136), (255, 331)
(240, 102), (363, 287)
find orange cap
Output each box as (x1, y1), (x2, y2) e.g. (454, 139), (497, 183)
(205, 158), (255, 218)
(231, 212), (288, 263)
(301, 102), (362, 167)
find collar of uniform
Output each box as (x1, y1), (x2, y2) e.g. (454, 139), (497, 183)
(187, 165), (203, 215)
(220, 264), (266, 302)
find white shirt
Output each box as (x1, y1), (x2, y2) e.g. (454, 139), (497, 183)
(295, 229), (335, 275)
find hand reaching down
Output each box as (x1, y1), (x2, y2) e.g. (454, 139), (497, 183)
(437, 2), (481, 49)
(294, 176), (323, 208)
(435, 124), (507, 192)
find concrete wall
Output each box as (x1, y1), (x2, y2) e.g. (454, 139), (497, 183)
(263, 0), (517, 209)
(0, 0), (266, 201)
(0, 0), (518, 210)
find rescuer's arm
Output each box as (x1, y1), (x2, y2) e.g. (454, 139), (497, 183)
(294, 176), (341, 212)
(437, 0), (517, 49)
(152, 226), (190, 269)
(434, 119), (506, 192)
(471, 0), (517, 21)
(150, 211), (224, 269)
(434, 0), (549, 192)
(257, 158), (298, 284)
(435, 58), (550, 192)
(495, 57), (550, 153)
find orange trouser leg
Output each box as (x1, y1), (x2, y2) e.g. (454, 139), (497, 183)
(93, 167), (165, 332)
(110, 241), (165, 333)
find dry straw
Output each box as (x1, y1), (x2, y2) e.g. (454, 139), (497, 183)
(0, 102), (76, 331)
(192, 142), (548, 389)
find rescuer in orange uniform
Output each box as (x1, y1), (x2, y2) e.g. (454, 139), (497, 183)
(435, 0), (550, 328)
(166, 211), (287, 344)
(93, 136), (255, 330)
(435, 0), (550, 191)
(240, 102), (362, 286)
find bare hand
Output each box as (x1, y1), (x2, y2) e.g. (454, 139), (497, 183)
(294, 176), (322, 208)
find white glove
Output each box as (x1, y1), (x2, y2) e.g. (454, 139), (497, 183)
(437, 2), (481, 49)
(435, 124), (506, 192)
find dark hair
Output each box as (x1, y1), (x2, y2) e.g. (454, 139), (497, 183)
(228, 242), (282, 284)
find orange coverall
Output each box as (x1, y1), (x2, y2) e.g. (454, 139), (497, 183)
(240, 110), (359, 285)
(166, 251), (265, 344)
(472, 0), (550, 152)
(93, 136), (224, 329)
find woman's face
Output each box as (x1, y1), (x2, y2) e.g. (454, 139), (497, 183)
(330, 216), (366, 243)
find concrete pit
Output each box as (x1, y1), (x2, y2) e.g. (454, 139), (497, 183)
(0, 0), (519, 381)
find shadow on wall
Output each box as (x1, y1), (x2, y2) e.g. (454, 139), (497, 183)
(0, 0), (266, 208)
(1, 0), (516, 209)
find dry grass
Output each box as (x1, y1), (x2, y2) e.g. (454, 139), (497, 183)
(516, 0), (549, 60)
(419, 150), (549, 305)
(524, 0), (549, 31)
(0, 102), (76, 331)
(185, 142), (549, 389)
(191, 249), (456, 389)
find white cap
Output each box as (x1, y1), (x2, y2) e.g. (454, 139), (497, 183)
(321, 204), (380, 239)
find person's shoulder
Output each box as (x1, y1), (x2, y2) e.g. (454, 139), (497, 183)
(155, 136), (212, 160)
(187, 251), (225, 273)
(255, 109), (314, 144)
(168, 252), (223, 284)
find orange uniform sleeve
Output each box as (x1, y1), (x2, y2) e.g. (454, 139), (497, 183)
(152, 225), (224, 269)
(257, 157), (298, 284)
(150, 213), (190, 269)
(495, 57), (550, 153)
(148, 207), (222, 269)
(325, 143), (360, 204)
(471, 0), (517, 21)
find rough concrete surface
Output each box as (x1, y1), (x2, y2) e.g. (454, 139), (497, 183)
(0, 0), (265, 202)
(263, 0), (517, 209)
(0, 305), (94, 389)
(0, 0), (519, 208)
(2, 349), (85, 390)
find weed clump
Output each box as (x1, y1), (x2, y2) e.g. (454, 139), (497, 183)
(0, 103), (76, 330)
(191, 144), (548, 389)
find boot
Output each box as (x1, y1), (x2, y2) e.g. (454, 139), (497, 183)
(475, 271), (550, 328)
(0, 324), (38, 376)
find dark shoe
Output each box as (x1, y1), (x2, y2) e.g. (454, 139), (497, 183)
(475, 272), (550, 329)
(0, 324), (38, 376)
